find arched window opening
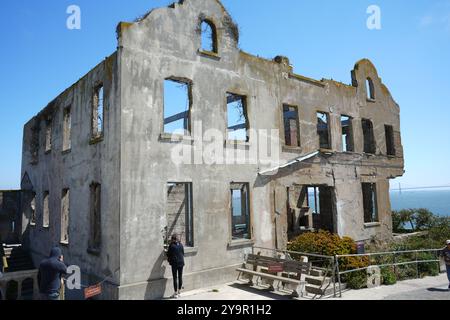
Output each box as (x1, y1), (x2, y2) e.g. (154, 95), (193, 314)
(201, 20), (217, 53)
(366, 78), (375, 100)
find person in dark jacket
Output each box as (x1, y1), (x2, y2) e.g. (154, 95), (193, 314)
(0, 244), (5, 273)
(166, 234), (185, 298)
(441, 240), (450, 291)
(38, 247), (67, 300)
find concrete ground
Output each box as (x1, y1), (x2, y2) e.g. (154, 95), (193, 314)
(175, 274), (450, 301)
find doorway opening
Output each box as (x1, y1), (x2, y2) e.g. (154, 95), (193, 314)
(286, 185), (337, 241)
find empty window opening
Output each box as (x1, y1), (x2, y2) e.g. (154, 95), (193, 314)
(60, 189), (70, 244)
(307, 187), (321, 215)
(231, 183), (251, 241)
(300, 186), (336, 233)
(362, 119), (376, 154)
(283, 105), (300, 147)
(366, 78), (375, 100)
(63, 106), (71, 151)
(317, 112), (331, 150)
(200, 20), (217, 53)
(89, 183), (101, 252)
(227, 93), (249, 142)
(166, 183), (194, 247)
(43, 191), (49, 228)
(92, 84), (104, 138)
(45, 118), (52, 153)
(341, 115), (354, 152)
(385, 125), (396, 156)
(362, 183), (378, 223)
(30, 193), (36, 226)
(164, 79), (192, 135)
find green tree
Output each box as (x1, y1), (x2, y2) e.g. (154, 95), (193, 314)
(393, 209), (416, 231)
(414, 209), (435, 231)
(392, 211), (404, 233)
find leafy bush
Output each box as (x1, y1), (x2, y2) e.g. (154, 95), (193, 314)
(427, 216), (450, 246)
(288, 230), (356, 256)
(396, 264), (417, 281)
(418, 261), (439, 278)
(345, 271), (367, 289)
(288, 231), (371, 289)
(381, 267), (397, 285)
(415, 209), (435, 231)
(392, 208), (436, 233)
(392, 216), (450, 250)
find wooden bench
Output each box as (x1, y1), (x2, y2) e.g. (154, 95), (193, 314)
(236, 254), (312, 297)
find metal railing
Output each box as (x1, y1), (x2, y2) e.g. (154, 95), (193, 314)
(250, 247), (443, 299)
(335, 248), (442, 297)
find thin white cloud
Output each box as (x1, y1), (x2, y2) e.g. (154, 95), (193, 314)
(419, 1), (450, 32)
(420, 15), (434, 28)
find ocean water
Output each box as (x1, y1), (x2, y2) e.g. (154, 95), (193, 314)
(232, 188), (450, 217)
(389, 188), (450, 217)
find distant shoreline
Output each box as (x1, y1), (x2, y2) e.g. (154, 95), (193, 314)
(390, 188), (450, 216)
(390, 186), (450, 192)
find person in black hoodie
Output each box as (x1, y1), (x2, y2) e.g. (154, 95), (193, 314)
(38, 247), (67, 300)
(0, 244), (5, 272)
(166, 234), (185, 298)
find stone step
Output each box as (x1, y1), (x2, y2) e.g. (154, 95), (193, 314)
(306, 283), (347, 296)
(309, 269), (324, 277)
(8, 255), (30, 261)
(4, 246), (35, 272)
(305, 275), (332, 286)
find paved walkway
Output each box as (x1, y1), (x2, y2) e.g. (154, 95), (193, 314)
(177, 274), (450, 300)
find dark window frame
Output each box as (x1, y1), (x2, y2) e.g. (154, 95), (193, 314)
(45, 117), (53, 153)
(60, 188), (70, 245)
(283, 104), (301, 147)
(91, 83), (104, 140)
(362, 183), (379, 223)
(385, 125), (396, 156)
(62, 105), (72, 152)
(317, 111), (332, 150)
(366, 78), (375, 100)
(200, 19), (218, 54)
(362, 119), (376, 154)
(30, 192), (37, 226)
(230, 183), (251, 241)
(43, 191), (50, 228)
(88, 182), (102, 254)
(163, 78), (193, 136)
(341, 115), (354, 152)
(227, 93), (250, 142)
(166, 182), (194, 248)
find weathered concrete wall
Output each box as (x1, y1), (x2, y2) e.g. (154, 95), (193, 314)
(0, 191), (22, 244)
(21, 0), (404, 300)
(117, 0), (262, 299)
(21, 53), (121, 297)
(116, 0), (403, 299)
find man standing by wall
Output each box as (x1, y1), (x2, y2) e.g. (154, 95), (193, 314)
(38, 247), (67, 300)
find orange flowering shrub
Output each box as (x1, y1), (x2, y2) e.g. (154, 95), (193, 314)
(288, 230), (356, 257)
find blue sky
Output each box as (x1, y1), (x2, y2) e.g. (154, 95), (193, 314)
(0, 0), (449, 190)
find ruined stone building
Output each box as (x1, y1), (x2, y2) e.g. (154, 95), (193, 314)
(17, 0), (404, 299)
